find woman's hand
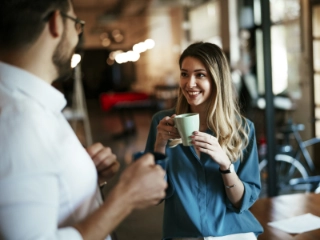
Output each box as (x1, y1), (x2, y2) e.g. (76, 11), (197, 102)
(191, 131), (230, 169)
(192, 132), (245, 208)
(154, 115), (180, 153)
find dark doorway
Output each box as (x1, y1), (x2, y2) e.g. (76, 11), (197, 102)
(81, 49), (136, 99)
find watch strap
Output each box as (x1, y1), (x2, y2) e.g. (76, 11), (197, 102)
(219, 163), (233, 174)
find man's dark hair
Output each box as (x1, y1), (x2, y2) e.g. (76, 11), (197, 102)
(0, 0), (70, 49)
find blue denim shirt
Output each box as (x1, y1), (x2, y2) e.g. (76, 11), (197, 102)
(145, 109), (263, 240)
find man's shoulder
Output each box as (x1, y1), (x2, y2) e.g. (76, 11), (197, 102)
(0, 96), (47, 122)
(0, 95), (59, 150)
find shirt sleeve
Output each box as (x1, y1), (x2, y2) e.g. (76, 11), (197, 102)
(226, 120), (261, 213)
(145, 110), (175, 199)
(0, 173), (83, 240)
(145, 113), (160, 153)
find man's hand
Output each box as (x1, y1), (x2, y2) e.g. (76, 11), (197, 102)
(117, 153), (167, 209)
(74, 153), (167, 239)
(86, 142), (120, 185)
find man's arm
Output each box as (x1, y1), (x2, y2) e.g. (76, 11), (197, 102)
(74, 153), (167, 240)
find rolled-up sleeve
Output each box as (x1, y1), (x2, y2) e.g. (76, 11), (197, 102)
(226, 121), (261, 213)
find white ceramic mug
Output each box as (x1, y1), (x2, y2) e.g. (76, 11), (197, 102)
(174, 113), (199, 146)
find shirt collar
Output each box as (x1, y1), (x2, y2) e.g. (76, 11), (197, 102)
(0, 61), (67, 113)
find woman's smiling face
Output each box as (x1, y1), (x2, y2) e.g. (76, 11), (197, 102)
(180, 56), (213, 110)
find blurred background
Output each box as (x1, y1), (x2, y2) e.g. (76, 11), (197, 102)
(56, 0), (320, 239)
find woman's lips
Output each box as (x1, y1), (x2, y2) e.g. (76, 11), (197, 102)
(187, 91), (201, 97)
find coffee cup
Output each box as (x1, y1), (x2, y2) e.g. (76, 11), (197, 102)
(174, 113), (199, 146)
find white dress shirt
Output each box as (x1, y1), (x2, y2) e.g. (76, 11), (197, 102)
(0, 62), (109, 240)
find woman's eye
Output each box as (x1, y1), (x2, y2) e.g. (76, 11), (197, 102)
(180, 72), (187, 77)
(197, 73), (205, 78)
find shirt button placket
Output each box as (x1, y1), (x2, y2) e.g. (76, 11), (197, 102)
(198, 165), (208, 234)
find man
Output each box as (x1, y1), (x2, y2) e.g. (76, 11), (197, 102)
(0, 0), (167, 239)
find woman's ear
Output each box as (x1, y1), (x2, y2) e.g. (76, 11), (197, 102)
(47, 11), (63, 38)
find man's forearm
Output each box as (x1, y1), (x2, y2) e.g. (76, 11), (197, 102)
(73, 182), (133, 240)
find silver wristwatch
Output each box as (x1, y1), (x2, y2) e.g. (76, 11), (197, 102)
(219, 163), (235, 174)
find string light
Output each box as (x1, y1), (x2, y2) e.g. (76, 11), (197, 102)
(108, 39), (155, 64)
(71, 54), (81, 68)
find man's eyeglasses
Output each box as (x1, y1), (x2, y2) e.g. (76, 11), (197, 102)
(60, 12), (85, 35)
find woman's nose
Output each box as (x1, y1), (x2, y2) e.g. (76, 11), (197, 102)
(187, 76), (197, 88)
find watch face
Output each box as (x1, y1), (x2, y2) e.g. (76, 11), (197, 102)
(229, 163), (235, 172)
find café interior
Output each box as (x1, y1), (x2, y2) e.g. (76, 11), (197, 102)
(58, 0), (320, 239)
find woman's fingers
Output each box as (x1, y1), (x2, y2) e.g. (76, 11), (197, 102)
(158, 116), (179, 138)
(192, 132), (229, 164)
(192, 131), (217, 145)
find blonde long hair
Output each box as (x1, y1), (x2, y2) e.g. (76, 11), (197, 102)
(175, 42), (249, 162)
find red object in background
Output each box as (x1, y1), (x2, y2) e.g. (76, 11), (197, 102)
(99, 92), (150, 111)
(258, 135), (267, 158)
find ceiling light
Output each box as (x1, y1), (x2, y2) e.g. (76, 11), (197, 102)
(102, 38), (111, 47)
(109, 50), (123, 60)
(112, 29), (121, 37)
(133, 42), (147, 53)
(114, 34), (124, 43)
(106, 58), (114, 65)
(144, 39), (155, 49)
(100, 32), (109, 40)
(71, 54), (81, 68)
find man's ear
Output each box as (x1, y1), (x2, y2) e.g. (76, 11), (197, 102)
(48, 11), (64, 38)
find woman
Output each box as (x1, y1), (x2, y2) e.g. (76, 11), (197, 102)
(145, 42), (263, 240)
